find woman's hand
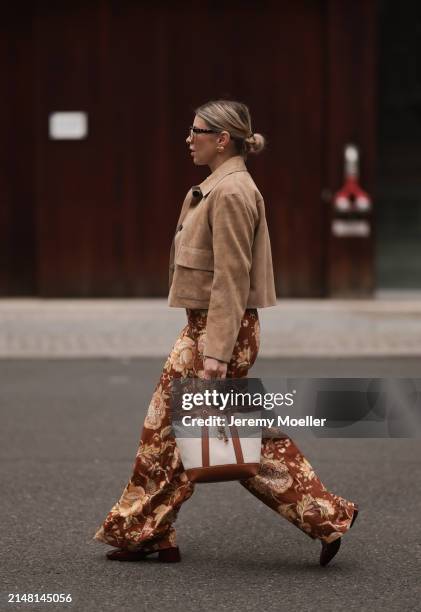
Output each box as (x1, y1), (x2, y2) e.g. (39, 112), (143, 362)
(203, 356), (228, 379)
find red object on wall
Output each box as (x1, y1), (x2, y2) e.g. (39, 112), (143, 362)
(328, 143), (375, 296)
(334, 177), (371, 214)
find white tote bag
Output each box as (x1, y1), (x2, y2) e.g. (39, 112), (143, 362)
(173, 407), (262, 483)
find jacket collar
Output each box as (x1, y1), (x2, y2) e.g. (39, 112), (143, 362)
(191, 155), (247, 199)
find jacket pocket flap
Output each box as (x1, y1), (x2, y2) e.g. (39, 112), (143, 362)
(176, 245), (214, 271)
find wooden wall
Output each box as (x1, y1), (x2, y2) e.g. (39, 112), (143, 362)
(0, 0), (377, 297)
(325, 1), (377, 296)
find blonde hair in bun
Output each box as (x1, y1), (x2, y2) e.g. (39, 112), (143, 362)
(195, 99), (266, 159)
(245, 132), (266, 155)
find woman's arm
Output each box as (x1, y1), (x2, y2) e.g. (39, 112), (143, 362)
(204, 190), (255, 366)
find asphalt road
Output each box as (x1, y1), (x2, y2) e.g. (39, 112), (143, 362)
(1, 357), (420, 612)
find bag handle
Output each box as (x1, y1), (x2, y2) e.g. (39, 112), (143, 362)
(201, 424), (244, 467)
(229, 425), (244, 464)
(202, 425), (210, 467)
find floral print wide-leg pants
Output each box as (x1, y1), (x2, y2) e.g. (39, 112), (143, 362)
(93, 308), (358, 552)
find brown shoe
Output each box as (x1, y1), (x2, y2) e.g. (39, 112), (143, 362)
(319, 507), (358, 567)
(106, 546), (181, 563)
(319, 537), (341, 567)
(350, 508), (359, 528)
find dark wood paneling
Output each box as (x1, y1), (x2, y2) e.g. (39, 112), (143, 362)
(32, 0), (329, 297)
(0, 0), (377, 297)
(325, 0), (377, 296)
(0, 8), (37, 295)
(34, 2), (118, 296)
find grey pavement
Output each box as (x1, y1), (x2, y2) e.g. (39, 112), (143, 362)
(1, 356), (420, 612)
(2, 296), (421, 358)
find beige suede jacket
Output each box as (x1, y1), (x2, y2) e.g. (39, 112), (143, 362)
(168, 155), (277, 363)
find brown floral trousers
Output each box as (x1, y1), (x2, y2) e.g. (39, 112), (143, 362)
(94, 308), (358, 552)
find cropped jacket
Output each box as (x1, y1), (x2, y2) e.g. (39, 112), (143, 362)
(168, 155), (276, 363)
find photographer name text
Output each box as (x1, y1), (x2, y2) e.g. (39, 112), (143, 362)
(181, 415), (326, 427)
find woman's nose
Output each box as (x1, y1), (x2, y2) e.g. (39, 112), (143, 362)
(186, 135), (191, 144)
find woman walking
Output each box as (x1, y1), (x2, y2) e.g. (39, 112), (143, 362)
(93, 99), (358, 566)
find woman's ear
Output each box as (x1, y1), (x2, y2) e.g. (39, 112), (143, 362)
(217, 130), (231, 148)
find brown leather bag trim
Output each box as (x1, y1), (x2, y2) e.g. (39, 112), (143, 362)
(186, 463), (260, 483)
(202, 425), (209, 467)
(229, 425), (244, 464)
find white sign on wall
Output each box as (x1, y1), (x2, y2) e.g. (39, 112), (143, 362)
(332, 220), (370, 237)
(49, 112), (88, 140)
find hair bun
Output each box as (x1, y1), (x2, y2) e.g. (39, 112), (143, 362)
(245, 132), (265, 155)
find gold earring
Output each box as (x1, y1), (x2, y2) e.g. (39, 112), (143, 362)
(217, 146), (224, 152)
